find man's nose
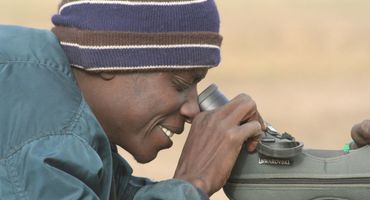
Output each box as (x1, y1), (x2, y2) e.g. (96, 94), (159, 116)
(180, 87), (200, 123)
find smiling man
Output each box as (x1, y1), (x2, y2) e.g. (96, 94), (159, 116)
(1, 0), (369, 199)
(0, 0), (263, 199)
(73, 69), (209, 163)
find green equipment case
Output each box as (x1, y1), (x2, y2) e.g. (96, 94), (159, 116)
(224, 145), (370, 200)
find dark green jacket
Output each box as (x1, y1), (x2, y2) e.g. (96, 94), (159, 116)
(0, 25), (207, 200)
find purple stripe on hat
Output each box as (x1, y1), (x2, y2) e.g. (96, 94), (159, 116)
(61, 46), (220, 69)
(52, 0), (219, 32)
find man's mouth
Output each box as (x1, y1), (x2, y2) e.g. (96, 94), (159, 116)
(159, 125), (175, 139)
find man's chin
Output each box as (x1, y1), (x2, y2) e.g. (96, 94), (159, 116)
(134, 152), (159, 164)
(130, 143), (173, 164)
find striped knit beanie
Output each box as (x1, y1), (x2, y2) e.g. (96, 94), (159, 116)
(51, 0), (222, 72)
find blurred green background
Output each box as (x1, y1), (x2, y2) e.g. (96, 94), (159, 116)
(2, 1), (370, 199)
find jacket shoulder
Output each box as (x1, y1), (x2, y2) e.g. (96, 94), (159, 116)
(0, 25), (70, 72)
(0, 25), (100, 159)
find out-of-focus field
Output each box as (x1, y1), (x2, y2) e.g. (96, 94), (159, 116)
(2, 1), (369, 199)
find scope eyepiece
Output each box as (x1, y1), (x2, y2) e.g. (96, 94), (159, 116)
(198, 84), (303, 158)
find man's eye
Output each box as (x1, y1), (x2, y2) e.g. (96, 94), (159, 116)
(172, 79), (191, 92)
(176, 84), (191, 92)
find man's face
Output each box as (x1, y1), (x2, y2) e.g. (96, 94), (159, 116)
(78, 69), (207, 163)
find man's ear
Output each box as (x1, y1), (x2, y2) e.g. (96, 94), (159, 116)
(99, 72), (115, 80)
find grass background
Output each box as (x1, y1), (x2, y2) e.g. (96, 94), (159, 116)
(2, 1), (370, 199)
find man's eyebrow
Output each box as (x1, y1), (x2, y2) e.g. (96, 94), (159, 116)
(173, 69), (207, 85)
(191, 70), (207, 84)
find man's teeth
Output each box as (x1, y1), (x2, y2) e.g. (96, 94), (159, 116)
(159, 126), (174, 138)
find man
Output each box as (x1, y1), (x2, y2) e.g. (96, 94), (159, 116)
(350, 120), (370, 149)
(0, 0), (368, 199)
